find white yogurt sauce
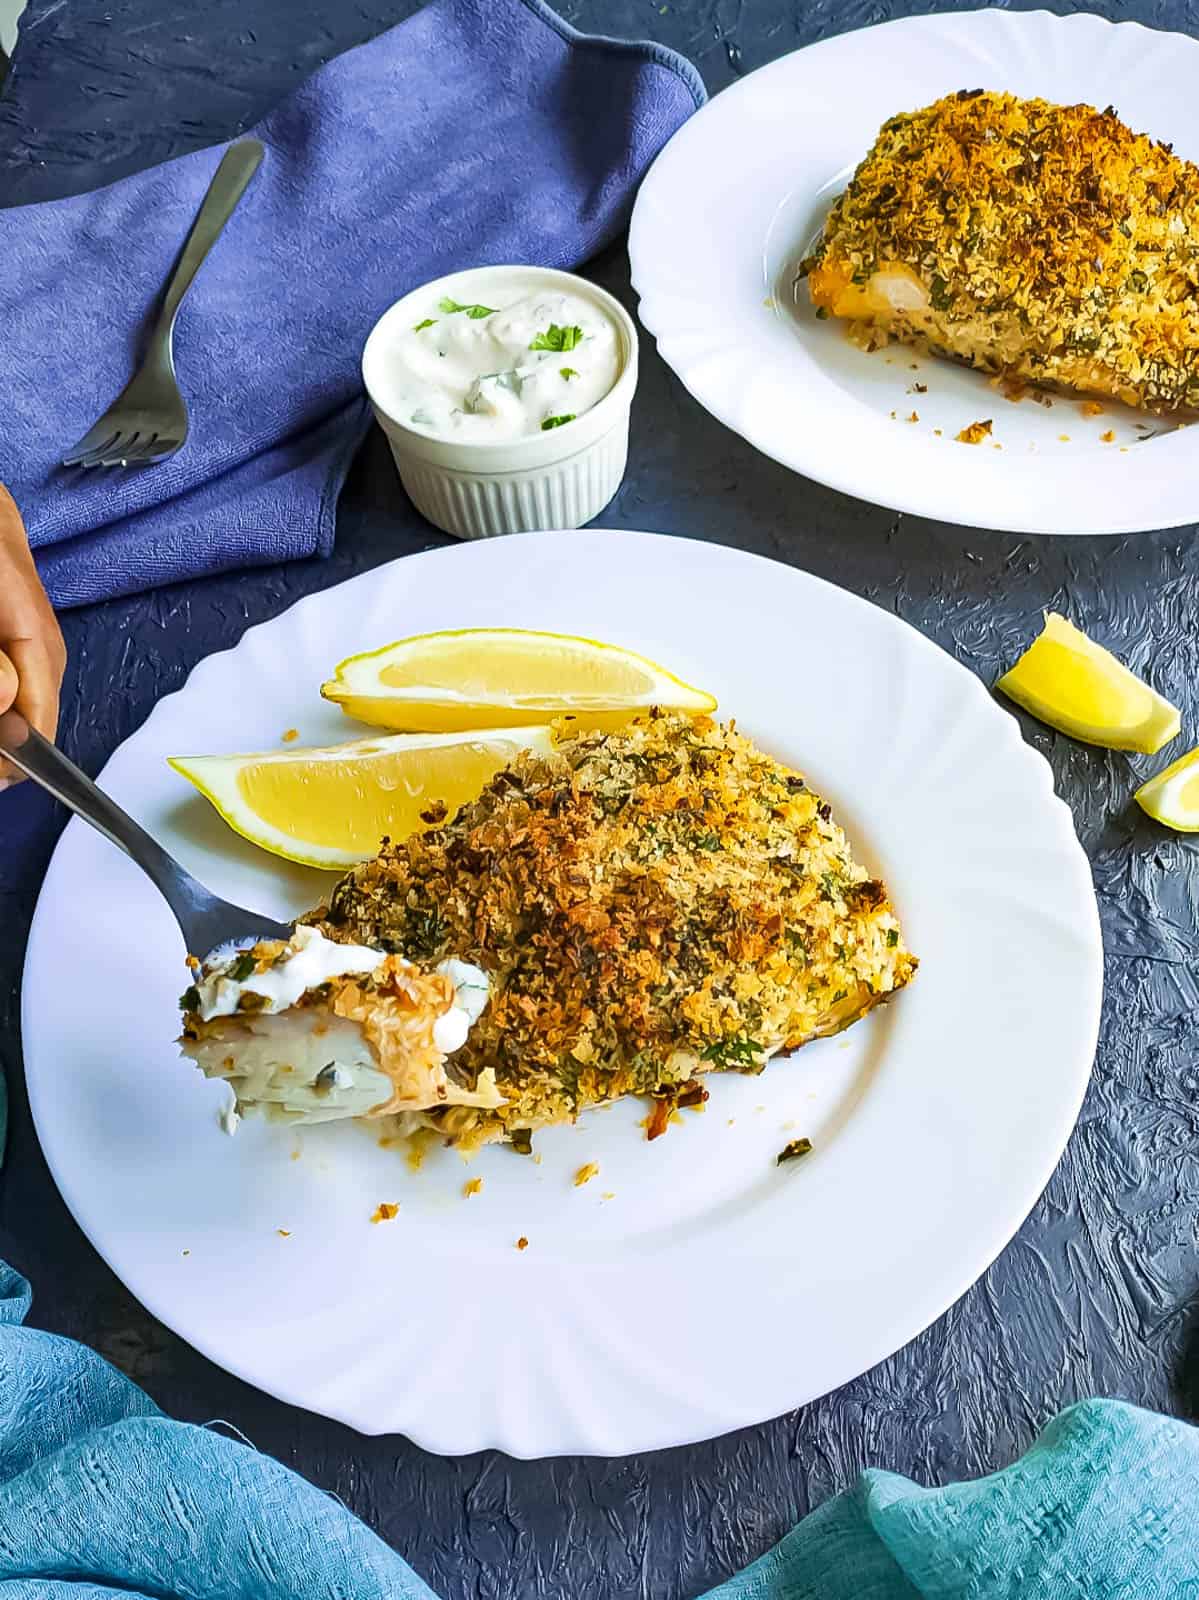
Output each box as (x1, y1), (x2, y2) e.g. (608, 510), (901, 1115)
(432, 958), (491, 1052)
(195, 925), (386, 1021)
(194, 927), (490, 1061)
(386, 288), (621, 442)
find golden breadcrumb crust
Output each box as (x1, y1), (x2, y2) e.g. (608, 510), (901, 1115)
(803, 90), (1199, 412)
(306, 713), (916, 1151)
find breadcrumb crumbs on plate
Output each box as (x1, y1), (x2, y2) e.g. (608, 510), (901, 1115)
(907, 382), (927, 394)
(956, 419), (993, 445)
(1058, 434), (1072, 442)
(601, 1191), (616, 1201)
(1080, 401), (1105, 418)
(1101, 429), (1116, 443)
(574, 1162), (600, 1187)
(933, 427), (943, 436)
(889, 409), (897, 419)
(906, 411), (920, 423)
(276, 1229), (291, 1238)
(371, 1203), (399, 1223)
(182, 1249), (190, 1257)
(463, 1178), (483, 1198)
(516, 1236), (529, 1251)
(281, 728), (299, 743)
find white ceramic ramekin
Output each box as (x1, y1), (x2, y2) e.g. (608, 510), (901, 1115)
(362, 265), (638, 541)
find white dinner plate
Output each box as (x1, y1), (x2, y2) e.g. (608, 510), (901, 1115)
(23, 531), (1102, 1456)
(630, 9), (1199, 535)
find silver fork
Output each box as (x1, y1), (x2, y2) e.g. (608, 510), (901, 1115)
(62, 139), (264, 471)
(0, 709), (292, 962)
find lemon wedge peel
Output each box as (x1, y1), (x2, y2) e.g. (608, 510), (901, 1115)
(168, 727), (555, 870)
(320, 627), (718, 733)
(1135, 746), (1199, 832)
(996, 612), (1180, 756)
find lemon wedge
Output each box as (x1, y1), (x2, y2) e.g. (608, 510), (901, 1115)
(168, 727), (554, 869)
(996, 613), (1180, 754)
(321, 628), (717, 732)
(1135, 747), (1199, 831)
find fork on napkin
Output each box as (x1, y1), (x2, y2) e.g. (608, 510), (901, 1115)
(0, 0), (704, 609)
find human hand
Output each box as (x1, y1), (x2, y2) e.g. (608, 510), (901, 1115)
(0, 485), (66, 787)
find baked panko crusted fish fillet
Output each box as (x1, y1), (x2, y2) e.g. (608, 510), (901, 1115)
(801, 91), (1199, 414)
(299, 712), (916, 1153)
(179, 925), (493, 1127)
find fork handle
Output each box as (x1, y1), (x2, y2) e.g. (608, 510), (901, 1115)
(153, 139), (264, 341)
(0, 711), (196, 944)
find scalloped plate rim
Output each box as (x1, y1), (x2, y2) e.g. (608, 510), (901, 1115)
(629, 8), (1199, 536)
(22, 531), (1102, 1455)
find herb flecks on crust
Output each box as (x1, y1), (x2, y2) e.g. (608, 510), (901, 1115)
(307, 713), (916, 1151)
(803, 91), (1199, 414)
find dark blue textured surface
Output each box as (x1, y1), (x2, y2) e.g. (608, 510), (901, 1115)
(1, 3), (1198, 1598)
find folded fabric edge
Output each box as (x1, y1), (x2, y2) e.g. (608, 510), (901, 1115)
(517, 0), (708, 111)
(35, 398), (371, 609)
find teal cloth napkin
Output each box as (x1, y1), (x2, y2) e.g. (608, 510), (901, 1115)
(1, 1256), (1195, 1598)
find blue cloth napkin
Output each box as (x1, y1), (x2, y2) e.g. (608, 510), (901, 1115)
(0, 0), (703, 609)
(2, 1257), (1197, 1599)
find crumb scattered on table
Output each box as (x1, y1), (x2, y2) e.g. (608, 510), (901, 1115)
(776, 1138), (813, 1166)
(463, 1178), (483, 1198)
(889, 409), (897, 419)
(907, 382), (927, 395)
(182, 1249), (191, 1257)
(574, 1162), (600, 1187)
(1101, 429), (1115, 443)
(516, 1236), (529, 1251)
(906, 411), (920, 423)
(281, 728), (299, 743)
(933, 427), (943, 436)
(956, 419), (993, 445)
(371, 1203), (399, 1224)
(276, 1228), (291, 1238)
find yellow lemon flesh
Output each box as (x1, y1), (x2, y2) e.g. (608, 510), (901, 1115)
(1135, 747), (1199, 831)
(321, 627), (717, 732)
(168, 727), (554, 869)
(996, 613), (1180, 755)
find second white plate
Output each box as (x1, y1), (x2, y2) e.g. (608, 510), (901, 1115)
(23, 531), (1102, 1455)
(630, 8), (1199, 534)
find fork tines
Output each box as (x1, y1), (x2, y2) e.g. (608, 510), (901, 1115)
(62, 427), (180, 470)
